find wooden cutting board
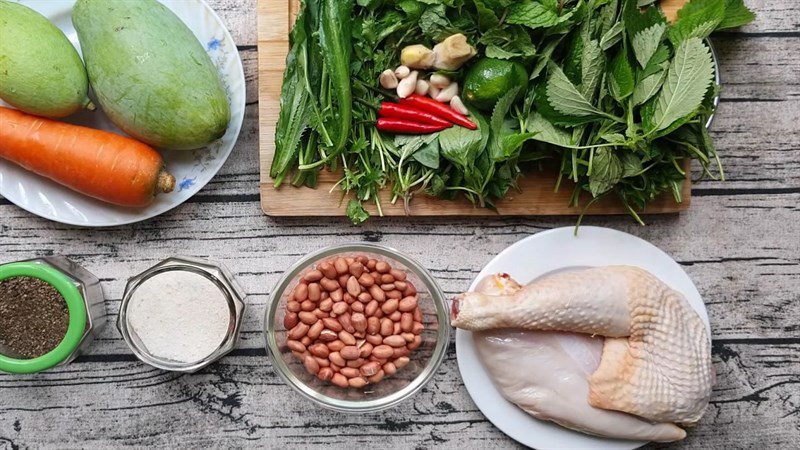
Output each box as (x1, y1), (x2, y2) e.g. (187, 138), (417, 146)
(257, 0), (691, 217)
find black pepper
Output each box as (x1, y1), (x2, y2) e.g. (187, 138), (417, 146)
(0, 276), (70, 359)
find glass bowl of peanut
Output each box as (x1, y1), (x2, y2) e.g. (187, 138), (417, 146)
(265, 243), (450, 412)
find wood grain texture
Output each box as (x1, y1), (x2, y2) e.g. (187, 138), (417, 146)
(256, 0), (692, 217)
(1, 0), (799, 448)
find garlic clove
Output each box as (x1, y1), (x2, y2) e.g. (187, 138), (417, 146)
(397, 70), (419, 98)
(394, 65), (411, 80)
(450, 95), (469, 115)
(415, 80), (430, 96)
(429, 73), (451, 89)
(379, 69), (399, 89)
(434, 82), (458, 103)
(429, 86), (441, 99)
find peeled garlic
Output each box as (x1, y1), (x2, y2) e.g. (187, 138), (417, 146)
(397, 70), (419, 98)
(450, 95), (469, 115)
(394, 65), (411, 80)
(429, 86), (441, 99)
(379, 69), (399, 89)
(434, 82), (458, 103)
(429, 73), (451, 89)
(415, 80), (430, 96)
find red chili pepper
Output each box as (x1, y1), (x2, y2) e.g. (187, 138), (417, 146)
(378, 102), (452, 127)
(399, 94), (478, 130)
(376, 118), (451, 134)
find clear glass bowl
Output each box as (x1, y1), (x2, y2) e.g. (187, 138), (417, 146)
(265, 243), (449, 412)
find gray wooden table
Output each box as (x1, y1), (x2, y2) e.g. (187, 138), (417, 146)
(1, 1), (798, 448)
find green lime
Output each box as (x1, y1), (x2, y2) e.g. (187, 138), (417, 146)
(462, 58), (529, 111)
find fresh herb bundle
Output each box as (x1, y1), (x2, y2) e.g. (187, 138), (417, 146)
(271, 0), (755, 224)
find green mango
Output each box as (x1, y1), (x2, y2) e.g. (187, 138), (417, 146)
(0, 1), (92, 118)
(72, 0), (230, 150)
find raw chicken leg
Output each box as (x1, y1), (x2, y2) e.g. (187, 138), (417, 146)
(471, 274), (686, 442)
(454, 266), (713, 425)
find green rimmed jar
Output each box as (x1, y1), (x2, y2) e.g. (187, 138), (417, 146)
(0, 257), (105, 374)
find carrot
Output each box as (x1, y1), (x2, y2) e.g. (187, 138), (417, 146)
(0, 106), (174, 208)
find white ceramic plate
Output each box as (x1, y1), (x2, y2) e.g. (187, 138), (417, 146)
(0, 0), (245, 226)
(456, 226), (710, 450)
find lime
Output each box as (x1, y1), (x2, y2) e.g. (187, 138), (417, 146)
(462, 58), (529, 111)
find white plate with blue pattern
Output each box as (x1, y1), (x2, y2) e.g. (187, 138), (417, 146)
(0, 0), (245, 226)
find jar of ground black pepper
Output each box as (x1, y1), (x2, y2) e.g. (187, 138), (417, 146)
(0, 257), (105, 374)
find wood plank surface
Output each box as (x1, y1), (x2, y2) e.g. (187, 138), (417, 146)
(256, 0), (692, 217)
(2, 0), (799, 448)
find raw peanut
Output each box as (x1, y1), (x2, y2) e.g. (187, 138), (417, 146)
(412, 321), (424, 335)
(394, 281), (407, 291)
(393, 322), (401, 335)
(310, 343), (329, 358)
(386, 290), (403, 300)
(360, 362), (381, 377)
(315, 356), (330, 367)
(348, 377), (368, 388)
(330, 363), (342, 372)
(367, 259), (377, 270)
(332, 302), (348, 315)
(373, 309), (384, 319)
(308, 283), (321, 301)
(332, 373), (348, 387)
(330, 288), (344, 301)
(287, 339), (305, 352)
(381, 299), (399, 315)
(358, 273), (375, 287)
(318, 329), (338, 342)
(338, 313), (356, 333)
(301, 336), (312, 346)
(365, 334), (383, 346)
(318, 367), (334, 381)
(380, 274), (395, 284)
(304, 270), (323, 282)
(340, 367), (360, 378)
(320, 262), (337, 279)
(313, 309), (328, 319)
(380, 283), (396, 291)
(351, 301), (365, 313)
(370, 356), (388, 365)
(308, 321), (324, 340)
(400, 313), (413, 332)
(413, 307), (423, 322)
(343, 293), (355, 304)
(369, 285), (385, 302)
(393, 347), (410, 358)
(383, 362), (397, 376)
(301, 300), (315, 312)
(380, 318), (393, 336)
(389, 311), (402, 322)
(399, 296), (418, 312)
(390, 269), (407, 281)
(321, 291), (330, 300)
(367, 317), (381, 334)
(375, 261), (390, 273)
(365, 300), (380, 316)
(329, 351), (346, 366)
(327, 340), (345, 351)
(404, 282), (417, 296)
(298, 311), (317, 325)
(339, 330), (356, 345)
(346, 358), (365, 368)
(351, 313), (368, 333)
(303, 355), (320, 374)
(347, 276), (362, 297)
(373, 345), (394, 359)
(383, 335), (406, 347)
(349, 262), (365, 278)
(359, 342), (373, 358)
(323, 317), (344, 332)
(288, 323), (309, 340)
(394, 356), (410, 369)
(368, 370), (385, 383)
(284, 312), (299, 329)
(370, 271), (380, 280)
(294, 284), (309, 301)
(401, 332), (415, 343)
(345, 257), (355, 264)
(320, 278), (339, 292)
(340, 345), (360, 360)
(319, 298), (333, 312)
(408, 335), (422, 350)
(354, 331), (365, 339)
(357, 292), (372, 303)
(287, 301), (301, 313)
(336, 274), (349, 288)
(334, 258), (349, 275)
(291, 350), (306, 360)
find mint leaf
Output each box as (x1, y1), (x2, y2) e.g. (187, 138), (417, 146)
(718, 0), (756, 30)
(412, 139), (441, 169)
(646, 38), (714, 132)
(640, 44), (670, 78)
(546, 63), (608, 119)
(621, 152), (643, 177)
(535, 82), (603, 127)
(589, 148), (623, 196)
(623, 0), (667, 67)
(485, 45), (522, 60)
(668, 0), (725, 46)
(609, 49), (635, 101)
(439, 121), (483, 167)
(525, 113), (575, 146)
(632, 68), (667, 105)
(581, 40), (604, 101)
(506, 0), (560, 30)
(632, 23), (666, 68)
(491, 87), (536, 160)
(600, 21), (625, 51)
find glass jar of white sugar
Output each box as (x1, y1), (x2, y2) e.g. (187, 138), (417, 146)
(117, 257), (246, 372)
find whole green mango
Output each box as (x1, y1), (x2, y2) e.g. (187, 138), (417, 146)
(73, 0), (230, 150)
(0, 0), (93, 118)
